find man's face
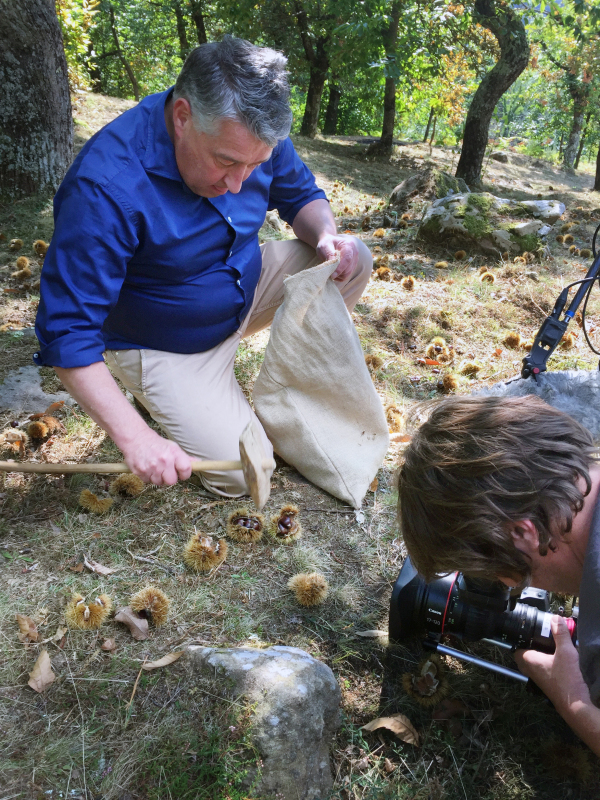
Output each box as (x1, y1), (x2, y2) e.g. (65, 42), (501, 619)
(168, 98), (272, 197)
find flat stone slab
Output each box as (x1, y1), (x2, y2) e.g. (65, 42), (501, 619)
(478, 370), (600, 440)
(0, 366), (72, 414)
(186, 645), (341, 800)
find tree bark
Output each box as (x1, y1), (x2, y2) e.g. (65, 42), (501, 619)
(190, 1), (208, 45)
(295, 5), (331, 138)
(109, 4), (140, 101)
(563, 84), (590, 172)
(367, 2), (400, 156)
(594, 142), (600, 192)
(323, 81), (341, 135)
(423, 106), (435, 142)
(574, 111), (592, 170)
(173, 1), (190, 62)
(455, 0), (529, 186)
(0, 0), (73, 199)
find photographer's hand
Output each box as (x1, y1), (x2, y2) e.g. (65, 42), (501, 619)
(515, 615), (600, 756)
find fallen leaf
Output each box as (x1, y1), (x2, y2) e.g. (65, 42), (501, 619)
(28, 649), (56, 693)
(101, 638), (116, 652)
(114, 606), (149, 641)
(83, 555), (115, 576)
(354, 629), (387, 638)
(141, 651), (184, 670)
(384, 758), (396, 773)
(362, 714), (420, 746)
(44, 401), (65, 414)
(424, 358), (441, 366)
(69, 563), (84, 573)
(369, 477), (378, 492)
(16, 613), (38, 643)
(493, 348), (502, 357)
(40, 626), (67, 645)
(390, 433), (411, 444)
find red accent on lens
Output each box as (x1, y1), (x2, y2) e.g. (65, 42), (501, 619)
(440, 573), (458, 634)
(565, 617), (577, 638)
(533, 368), (540, 374)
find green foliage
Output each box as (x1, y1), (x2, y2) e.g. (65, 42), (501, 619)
(56, 0), (100, 91)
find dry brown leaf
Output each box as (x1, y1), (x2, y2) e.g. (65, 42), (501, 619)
(28, 649), (56, 693)
(44, 401), (65, 415)
(141, 651), (184, 670)
(40, 626), (67, 645)
(83, 556), (115, 576)
(69, 563), (84, 573)
(361, 713), (420, 746)
(101, 638), (116, 652)
(16, 613), (38, 643)
(354, 630), (387, 638)
(389, 433), (411, 444)
(369, 477), (378, 492)
(114, 606), (149, 641)
(384, 758), (396, 773)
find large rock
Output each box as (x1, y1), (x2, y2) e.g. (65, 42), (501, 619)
(419, 192), (565, 254)
(186, 645), (341, 800)
(388, 166), (469, 209)
(0, 366), (72, 414)
(478, 370), (600, 440)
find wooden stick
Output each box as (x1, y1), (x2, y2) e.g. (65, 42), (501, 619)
(0, 458), (275, 475)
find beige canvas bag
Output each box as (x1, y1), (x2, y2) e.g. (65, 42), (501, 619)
(253, 258), (389, 508)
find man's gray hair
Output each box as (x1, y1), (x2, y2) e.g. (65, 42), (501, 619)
(173, 36), (292, 148)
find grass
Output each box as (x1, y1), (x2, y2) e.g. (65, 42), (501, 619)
(1, 96), (600, 799)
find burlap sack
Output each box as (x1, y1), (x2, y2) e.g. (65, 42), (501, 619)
(253, 258), (389, 507)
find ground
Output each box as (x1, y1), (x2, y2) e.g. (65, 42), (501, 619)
(0, 94), (599, 800)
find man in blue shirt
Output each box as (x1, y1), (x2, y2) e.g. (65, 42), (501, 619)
(35, 36), (372, 496)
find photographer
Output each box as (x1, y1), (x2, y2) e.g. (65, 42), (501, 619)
(397, 395), (600, 755)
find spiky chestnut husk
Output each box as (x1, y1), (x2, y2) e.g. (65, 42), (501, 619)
(109, 474), (145, 497)
(434, 261), (448, 269)
(564, 234), (575, 244)
(426, 343), (449, 360)
(525, 251), (536, 263)
(560, 332), (576, 350)
(11, 266), (31, 280)
(79, 489), (113, 514)
(560, 223), (574, 233)
(401, 654), (449, 707)
(479, 271), (495, 284)
(385, 404), (404, 433)
(460, 361), (480, 376)
(226, 508), (264, 543)
(27, 421), (49, 440)
(503, 332), (521, 348)
(33, 239), (49, 256)
(287, 572), (328, 606)
(375, 266), (392, 281)
(556, 235), (565, 243)
(478, 265), (489, 275)
(401, 276), (415, 291)
(365, 354), (383, 370)
(541, 742), (592, 784)
(373, 228), (385, 238)
(16, 256), (29, 269)
(66, 593), (113, 629)
(454, 250), (466, 260)
(442, 374), (458, 392)
(9, 239), (23, 251)
(130, 585), (170, 626)
(569, 244), (578, 254)
(513, 256), (526, 264)
(184, 533), (228, 571)
(271, 504), (302, 544)
(580, 248), (592, 258)
(521, 340), (533, 352)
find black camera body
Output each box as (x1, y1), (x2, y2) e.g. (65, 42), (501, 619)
(389, 558), (577, 682)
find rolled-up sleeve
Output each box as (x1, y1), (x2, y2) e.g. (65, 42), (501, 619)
(267, 137), (327, 226)
(34, 178), (139, 368)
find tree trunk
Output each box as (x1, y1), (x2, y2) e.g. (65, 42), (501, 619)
(190, 1), (207, 45)
(295, 5), (330, 138)
(574, 111), (592, 170)
(300, 64), (328, 137)
(86, 39), (103, 93)
(429, 116), (437, 145)
(367, 3), (400, 156)
(0, 0), (73, 199)
(423, 106), (435, 142)
(563, 85), (589, 172)
(173, 1), (190, 62)
(455, 0), (529, 187)
(109, 4), (140, 101)
(594, 142), (600, 192)
(323, 81), (341, 135)
(559, 131), (564, 158)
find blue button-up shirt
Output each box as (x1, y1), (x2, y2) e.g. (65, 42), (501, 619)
(34, 89), (327, 368)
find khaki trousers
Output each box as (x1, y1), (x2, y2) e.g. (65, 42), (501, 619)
(105, 238), (372, 497)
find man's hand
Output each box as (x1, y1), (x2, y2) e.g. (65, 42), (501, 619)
(121, 427), (192, 486)
(515, 615), (588, 709)
(316, 233), (360, 282)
